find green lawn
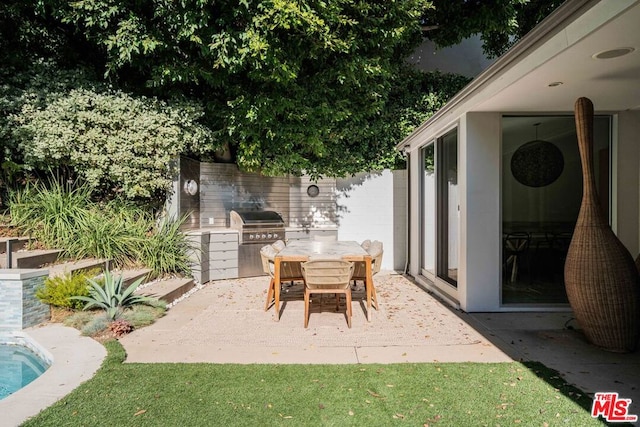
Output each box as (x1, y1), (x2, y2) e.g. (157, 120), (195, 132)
(23, 341), (602, 426)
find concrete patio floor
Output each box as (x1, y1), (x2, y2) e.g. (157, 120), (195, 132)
(5, 271), (640, 426)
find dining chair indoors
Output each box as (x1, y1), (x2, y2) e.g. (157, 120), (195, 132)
(301, 260), (355, 328)
(503, 232), (531, 283)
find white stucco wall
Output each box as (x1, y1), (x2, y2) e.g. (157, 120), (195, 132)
(459, 112), (502, 312)
(615, 110), (640, 256)
(335, 170), (407, 271)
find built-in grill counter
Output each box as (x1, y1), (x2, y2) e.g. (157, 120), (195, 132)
(230, 210), (286, 278)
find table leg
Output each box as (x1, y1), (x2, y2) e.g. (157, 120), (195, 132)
(274, 257), (282, 321)
(365, 256), (373, 321)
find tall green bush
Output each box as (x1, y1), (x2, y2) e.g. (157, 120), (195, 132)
(135, 214), (192, 276)
(8, 181), (192, 275)
(8, 179), (92, 248)
(12, 87), (218, 203)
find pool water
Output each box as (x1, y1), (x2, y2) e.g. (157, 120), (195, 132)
(0, 343), (50, 400)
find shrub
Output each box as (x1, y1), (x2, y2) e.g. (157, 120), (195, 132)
(81, 314), (110, 336)
(108, 319), (134, 337)
(121, 303), (166, 328)
(13, 87), (218, 203)
(9, 182), (193, 275)
(72, 270), (158, 320)
(135, 215), (192, 275)
(8, 179), (92, 249)
(64, 200), (149, 266)
(36, 268), (101, 309)
(63, 311), (96, 329)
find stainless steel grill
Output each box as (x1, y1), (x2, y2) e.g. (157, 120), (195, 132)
(230, 210), (285, 277)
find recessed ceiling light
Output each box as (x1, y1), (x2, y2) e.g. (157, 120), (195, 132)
(592, 47), (635, 59)
(548, 82), (563, 87)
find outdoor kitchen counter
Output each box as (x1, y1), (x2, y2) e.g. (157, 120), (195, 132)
(285, 226), (338, 242)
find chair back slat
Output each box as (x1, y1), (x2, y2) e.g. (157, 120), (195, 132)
(302, 260), (354, 290)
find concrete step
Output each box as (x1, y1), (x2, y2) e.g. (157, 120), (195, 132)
(47, 258), (109, 278)
(135, 277), (195, 304)
(109, 268), (153, 287)
(0, 249), (63, 269)
(0, 237), (32, 253)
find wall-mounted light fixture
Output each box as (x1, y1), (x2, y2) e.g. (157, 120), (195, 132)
(306, 185), (320, 198)
(184, 179), (198, 195)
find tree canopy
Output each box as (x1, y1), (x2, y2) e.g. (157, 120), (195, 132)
(1, 0), (560, 203)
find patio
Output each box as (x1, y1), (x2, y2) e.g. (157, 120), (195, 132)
(119, 272), (509, 364)
(119, 271), (640, 407)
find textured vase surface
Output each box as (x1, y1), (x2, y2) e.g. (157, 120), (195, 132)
(564, 97), (640, 353)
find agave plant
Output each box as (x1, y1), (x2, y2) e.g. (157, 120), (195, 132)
(72, 270), (157, 320)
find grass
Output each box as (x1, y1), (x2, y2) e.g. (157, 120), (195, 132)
(22, 341), (602, 427)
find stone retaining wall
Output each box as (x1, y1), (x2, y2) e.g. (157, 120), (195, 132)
(0, 269), (50, 332)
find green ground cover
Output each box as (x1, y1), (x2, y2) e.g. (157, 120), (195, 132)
(22, 341), (601, 426)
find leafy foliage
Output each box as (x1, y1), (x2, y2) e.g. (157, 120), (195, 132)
(135, 214), (193, 276)
(72, 270), (157, 320)
(63, 301), (165, 335)
(0, 0), (560, 190)
(80, 314), (111, 337)
(422, 0), (565, 58)
(36, 269), (101, 310)
(53, 0), (435, 177)
(8, 179), (92, 249)
(8, 181), (193, 275)
(13, 87), (218, 201)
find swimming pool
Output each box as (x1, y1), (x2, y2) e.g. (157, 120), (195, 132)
(0, 335), (51, 400)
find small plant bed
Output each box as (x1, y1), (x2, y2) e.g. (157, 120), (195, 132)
(63, 301), (166, 342)
(39, 268), (166, 341)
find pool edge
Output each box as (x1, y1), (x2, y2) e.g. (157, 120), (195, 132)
(0, 324), (106, 426)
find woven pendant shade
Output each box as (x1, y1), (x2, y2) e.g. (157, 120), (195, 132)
(564, 97), (640, 353)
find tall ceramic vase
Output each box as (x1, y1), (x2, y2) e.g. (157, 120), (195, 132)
(564, 97), (640, 353)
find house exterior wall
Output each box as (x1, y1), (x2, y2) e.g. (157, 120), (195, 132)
(459, 113), (502, 312)
(614, 111), (640, 257)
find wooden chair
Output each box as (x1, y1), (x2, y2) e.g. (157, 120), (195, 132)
(352, 240), (382, 308)
(260, 244), (278, 311)
(301, 260), (355, 328)
(261, 243), (305, 311)
(503, 232), (531, 283)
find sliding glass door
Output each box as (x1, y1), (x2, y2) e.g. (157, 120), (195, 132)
(501, 116), (611, 304)
(421, 128), (459, 288)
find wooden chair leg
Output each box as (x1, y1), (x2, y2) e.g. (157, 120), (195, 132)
(265, 278), (275, 311)
(304, 289), (310, 328)
(346, 290), (352, 328)
(371, 282), (378, 310)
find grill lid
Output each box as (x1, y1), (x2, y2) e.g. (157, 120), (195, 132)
(230, 210), (284, 228)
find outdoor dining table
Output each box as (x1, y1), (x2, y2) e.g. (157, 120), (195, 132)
(273, 240), (376, 321)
